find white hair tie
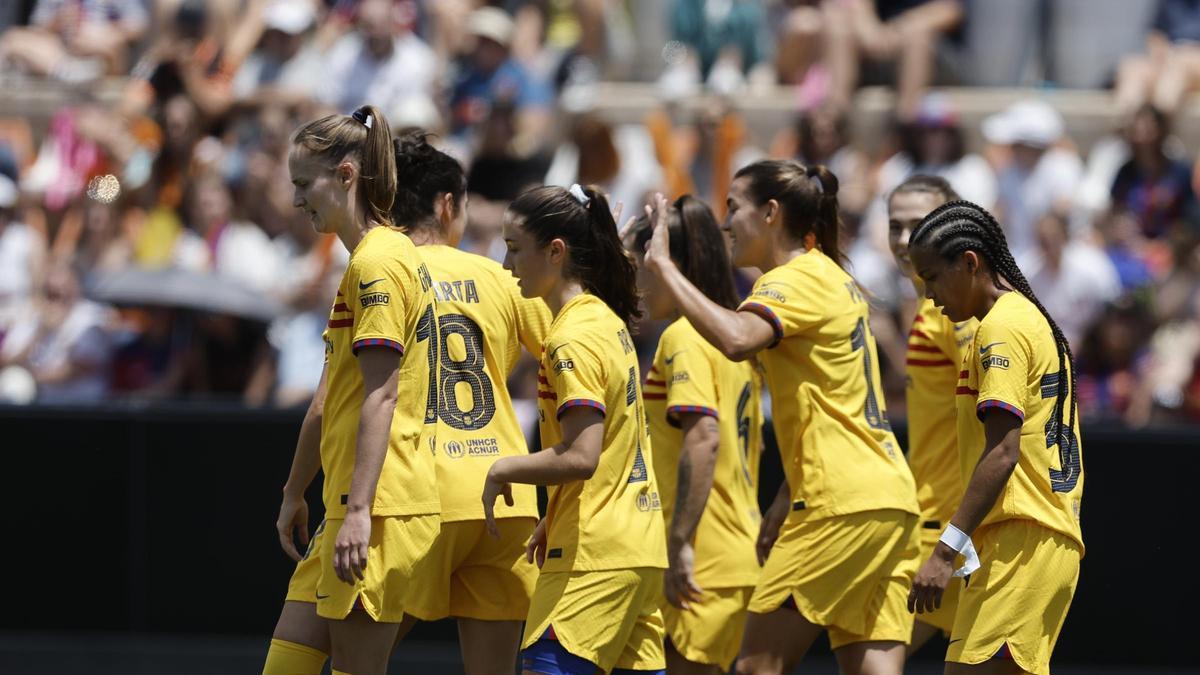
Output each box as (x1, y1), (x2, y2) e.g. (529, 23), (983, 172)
(569, 183), (590, 205)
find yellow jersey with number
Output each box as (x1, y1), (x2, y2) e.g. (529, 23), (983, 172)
(738, 250), (918, 519)
(536, 293), (667, 573)
(906, 297), (978, 526)
(417, 244), (550, 521)
(320, 226), (440, 519)
(642, 317), (762, 588)
(955, 292), (1084, 549)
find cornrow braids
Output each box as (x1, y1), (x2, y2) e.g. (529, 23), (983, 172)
(911, 200), (1077, 456)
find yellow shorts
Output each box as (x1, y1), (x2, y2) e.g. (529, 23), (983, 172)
(748, 509), (920, 649)
(285, 514), (440, 623)
(914, 518), (962, 634)
(663, 586), (753, 670)
(284, 520), (326, 604)
(405, 517), (538, 622)
(523, 568), (667, 672)
(948, 519), (1080, 675)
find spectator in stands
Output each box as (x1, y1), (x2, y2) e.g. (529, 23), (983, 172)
(1111, 104), (1197, 240)
(777, 0), (962, 118)
(982, 98), (1083, 261)
(771, 105), (871, 223)
(321, 0), (437, 119)
(1021, 211), (1123, 349)
(230, 0), (325, 104)
(450, 6), (553, 155)
(462, 102), (551, 261)
(1077, 299), (1154, 422)
(544, 112), (664, 222)
(178, 171), (279, 292)
(667, 0), (769, 93)
(1116, 0), (1200, 115)
(0, 263), (113, 404)
(0, 172), (45, 341)
(124, 0), (237, 120)
(0, 0), (148, 80)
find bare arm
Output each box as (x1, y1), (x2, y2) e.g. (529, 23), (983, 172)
(909, 409), (1021, 613)
(483, 407), (605, 535)
(949, 410), (1022, 536)
(643, 196), (776, 361)
(276, 363), (327, 561)
(345, 347), (400, 514)
(668, 414), (720, 552)
(488, 407), (605, 486)
(663, 413), (720, 608)
(332, 347), (399, 582)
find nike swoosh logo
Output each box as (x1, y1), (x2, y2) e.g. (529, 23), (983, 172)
(663, 350), (685, 365)
(979, 341), (1005, 355)
(359, 278), (385, 290)
(948, 638), (963, 645)
(315, 592), (330, 599)
(549, 342), (570, 359)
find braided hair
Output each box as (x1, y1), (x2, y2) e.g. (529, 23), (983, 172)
(910, 200), (1077, 451)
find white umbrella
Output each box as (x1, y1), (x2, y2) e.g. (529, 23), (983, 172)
(87, 267), (285, 322)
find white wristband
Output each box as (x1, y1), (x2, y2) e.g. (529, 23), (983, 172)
(939, 524), (981, 578)
(939, 523), (971, 553)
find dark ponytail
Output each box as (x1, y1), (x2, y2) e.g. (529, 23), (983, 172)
(733, 159), (846, 268)
(292, 104), (396, 227)
(391, 131), (467, 232)
(508, 184), (643, 327)
(910, 200), (1079, 485)
(628, 194), (739, 311)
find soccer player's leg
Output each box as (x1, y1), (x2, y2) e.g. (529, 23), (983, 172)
(447, 517), (538, 675)
(521, 568), (666, 675)
(827, 512), (921, 675)
(945, 520), (1079, 675)
(264, 521), (329, 675)
(316, 514), (440, 674)
(664, 586), (754, 674)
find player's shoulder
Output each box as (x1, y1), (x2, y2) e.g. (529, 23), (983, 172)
(660, 318), (717, 358)
(353, 227), (418, 269)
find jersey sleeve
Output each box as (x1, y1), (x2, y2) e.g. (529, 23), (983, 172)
(737, 268), (819, 347)
(545, 337), (607, 420)
(347, 251), (411, 355)
(661, 334), (719, 426)
(974, 319), (1031, 422)
(907, 311), (956, 369)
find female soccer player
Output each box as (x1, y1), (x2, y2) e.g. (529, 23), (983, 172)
(886, 175), (977, 654)
(626, 195), (764, 675)
(391, 132), (551, 675)
(482, 184), (668, 675)
(642, 160), (921, 675)
(264, 105), (440, 675)
(906, 200), (1084, 675)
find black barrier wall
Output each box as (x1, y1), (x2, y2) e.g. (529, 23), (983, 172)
(0, 404), (1188, 667)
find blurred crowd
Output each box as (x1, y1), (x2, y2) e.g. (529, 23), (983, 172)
(0, 0), (1198, 428)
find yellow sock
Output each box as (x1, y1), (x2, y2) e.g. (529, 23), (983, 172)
(262, 638), (328, 675)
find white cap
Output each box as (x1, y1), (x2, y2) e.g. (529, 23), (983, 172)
(467, 7), (514, 48)
(982, 99), (1064, 148)
(389, 94), (442, 132)
(264, 0), (314, 35)
(0, 174), (17, 209)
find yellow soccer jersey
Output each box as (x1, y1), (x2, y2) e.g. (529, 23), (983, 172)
(320, 226), (440, 519)
(419, 245), (551, 522)
(955, 292), (1084, 549)
(907, 297), (978, 526)
(738, 251), (918, 519)
(642, 317), (762, 588)
(535, 293), (668, 573)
